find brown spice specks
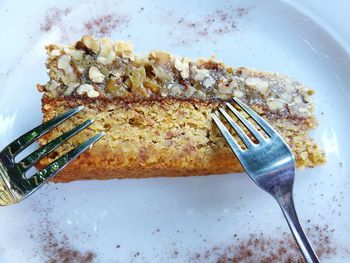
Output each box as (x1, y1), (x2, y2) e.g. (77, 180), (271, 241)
(189, 224), (337, 263)
(40, 7), (71, 32)
(84, 14), (130, 37)
(159, 6), (254, 45)
(44, 231), (96, 263)
(39, 6), (130, 41)
(28, 195), (96, 263)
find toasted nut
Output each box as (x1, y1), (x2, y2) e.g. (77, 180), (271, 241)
(76, 84), (100, 98)
(130, 67), (148, 96)
(226, 67), (234, 74)
(143, 79), (160, 93)
(45, 81), (59, 97)
(57, 55), (73, 74)
(98, 38), (116, 65)
(63, 82), (80, 96)
(267, 99), (284, 111)
(202, 77), (216, 88)
(123, 77), (132, 89)
(218, 79), (236, 94)
(88, 66), (105, 83)
(195, 90), (206, 99)
(56, 55), (78, 85)
(76, 35), (100, 54)
(192, 67), (210, 82)
(183, 86), (196, 98)
(245, 77), (269, 95)
(236, 67), (251, 78)
(63, 47), (84, 60)
(115, 41), (134, 60)
(115, 41), (134, 53)
(151, 64), (173, 82)
(169, 83), (183, 96)
(106, 79), (129, 97)
(49, 49), (61, 57)
(150, 51), (170, 65)
(174, 57), (190, 79)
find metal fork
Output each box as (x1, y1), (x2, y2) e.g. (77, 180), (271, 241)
(212, 98), (319, 263)
(0, 106), (104, 206)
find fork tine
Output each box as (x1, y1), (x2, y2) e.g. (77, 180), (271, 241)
(17, 119), (94, 172)
(27, 132), (104, 187)
(218, 107), (254, 148)
(233, 98), (276, 137)
(5, 106), (84, 157)
(211, 112), (243, 155)
(226, 102), (266, 143)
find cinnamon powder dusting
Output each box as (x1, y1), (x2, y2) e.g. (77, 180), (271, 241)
(40, 7), (71, 32)
(189, 224), (338, 263)
(44, 231), (96, 263)
(39, 7), (130, 40)
(159, 6), (254, 45)
(28, 198), (96, 263)
(84, 14), (130, 37)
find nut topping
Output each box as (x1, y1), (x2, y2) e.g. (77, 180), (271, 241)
(43, 36), (315, 119)
(88, 66), (105, 83)
(174, 57), (190, 79)
(245, 77), (269, 95)
(98, 38), (116, 65)
(76, 84), (100, 98)
(57, 55), (73, 74)
(76, 35), (100, 54)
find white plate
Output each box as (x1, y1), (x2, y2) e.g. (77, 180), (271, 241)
(0, 0), (349, 262)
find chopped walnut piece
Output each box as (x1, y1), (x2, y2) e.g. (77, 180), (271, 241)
(192, 67), (210, 82)
(56, 55), (78, 85)
(203, 77), (216, 88)
(89, 66), (105, 83)
(49, 49), (61, 57)
(98, 38), (116, 65)
(57, 55), (73, 74)
(144, 79), (160, 93)
(42, 36), (317, 120)
(63, 82), (80, 96)
(150, 51), (171, 66)
(267, 99), (284, 111)
(169, 83), (183, 96)
(76, 84), (100, 98)
(174, 57), (190, 79)
(63, 47), (84, 60)
(218, 79), (236, 94)
(115, 41), (134, 60)
(76, 35), (100, 54)
(245, 77), (269, 95)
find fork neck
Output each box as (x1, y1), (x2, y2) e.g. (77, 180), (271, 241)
(274, 188), (320, 263)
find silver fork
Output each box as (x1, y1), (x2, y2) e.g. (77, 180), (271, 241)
(212, 98), (319, 263)
(0, 106), (104, 206)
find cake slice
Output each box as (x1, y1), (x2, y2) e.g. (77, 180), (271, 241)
(37, 35), (325, 182)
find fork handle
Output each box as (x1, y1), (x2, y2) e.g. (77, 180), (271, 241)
(275, 191), (320, 263)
